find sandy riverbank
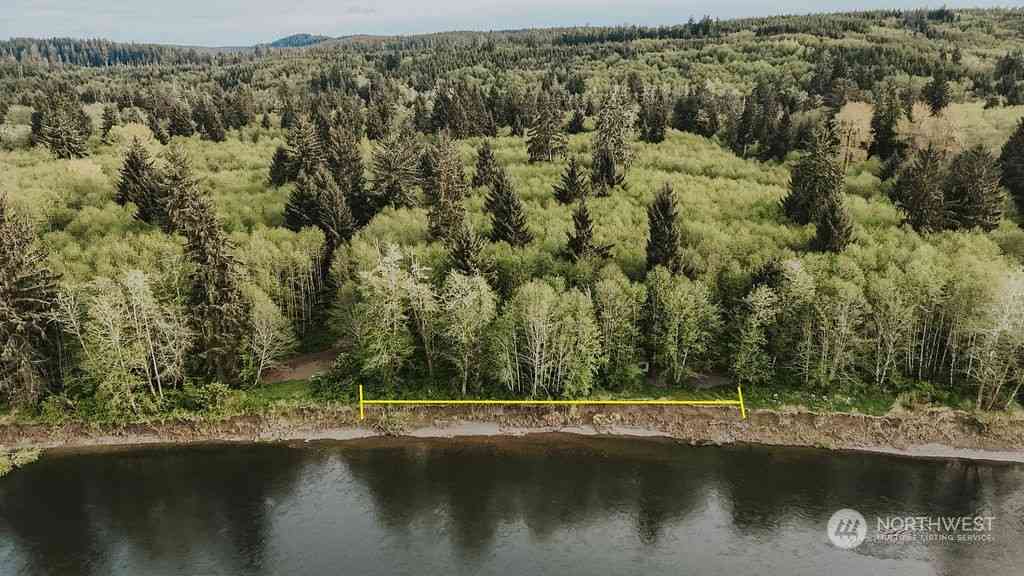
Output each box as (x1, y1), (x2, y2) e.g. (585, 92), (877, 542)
(2, 404), (1023, 463)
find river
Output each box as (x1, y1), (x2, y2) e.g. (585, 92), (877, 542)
(2, 434), (1022, 575)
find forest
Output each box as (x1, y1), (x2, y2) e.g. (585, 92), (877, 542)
(3, 7), (1024, 425)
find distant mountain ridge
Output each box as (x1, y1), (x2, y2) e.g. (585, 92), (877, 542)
(267, 34), (332, 48)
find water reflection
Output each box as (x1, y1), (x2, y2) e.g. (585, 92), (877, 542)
(1, 436), (1022, 576)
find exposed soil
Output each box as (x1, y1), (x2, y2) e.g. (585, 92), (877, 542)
(2, 404), (1023, 462)
(261, 349), (337, 383)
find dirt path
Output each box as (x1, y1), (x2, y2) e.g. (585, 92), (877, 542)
(261, 349), (337, 383)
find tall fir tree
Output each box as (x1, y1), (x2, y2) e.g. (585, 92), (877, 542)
(268, 145), (297, 187)
(412, 94), (432, 134)
(162, 147), (249, 384)
(526, 92), (567, 163)
(485, 166), (533, 247)
(812, 190), (854, 253)
(280, 98), (298, 130)
(472, 140), (500, 188)
(323, 122), (372, 225)
(783, 121), (843, 225)
(868, 82), (905, 164)
(448, 223), (492, 278)
(36, 101), (90, 159)
(671, 90), (700, 133)
(365, 80), (395, 141)
(100, 104), (119, 141)
(639, 85), (669, 143)
(147, 112), (169, 145)
(730, 96), (758, 157)
(193, 95), (226, 142)
(286, 116), (326, 181)
(284, 170), (322, 232)
(116, 138), (169, 229)
(421, 134), (469, 242)
(566, 200), (612, 262)
(371, 126), (420, 208)
(167, 100), (194, 138)
(924, 71), (951, 116)
(0, 193), (60, 405)
(566, 97), (586, 134)
(311, 168), (355, 285)
(553, 157), (590, 204)
(891, 145), (949, 233)
(591, 87), (636, 192)
(646, 183), (682, 274)
(945, 145), (1005, 232)
(1000, 119), (1024, 213)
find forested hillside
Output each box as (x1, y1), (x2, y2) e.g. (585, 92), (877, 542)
(3, 7), (1024, 424)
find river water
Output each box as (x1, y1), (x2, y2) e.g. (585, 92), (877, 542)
(1, 435), (1022, 575)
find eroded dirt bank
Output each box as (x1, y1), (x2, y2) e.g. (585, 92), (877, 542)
(1, 405), (1023, 462)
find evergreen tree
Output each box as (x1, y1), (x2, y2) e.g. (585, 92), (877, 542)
(891, 145), (949, 233)
(100, 104), (119, 141)
(30, 84), (92, 157)
(284, 167), (354, 295)
(193, 95), (226, 142)
(162, 147), (249, 384)
(312, 101), (337, 145)
(924, 71), (951, 116)
(591, 87), (636, 192)
(280, 98), (298, 130)
(639, 85), (669, 143)
(116, 138), (169, 229)
(472, 140), (500, 188)
(811, 191), (854, 253)
(167, 100), (194, 138)
(945, 145), (1005, 232)
(268, 145), (297, 187)
(286, 116), (325, 180)
(868, 82), (905, 164)
(553, 157), (590, 204)
(147, 112), (169, 145)
(566, 98), (586, 134)
(1000, 119), (1024, 213)
(365, 82), (394, 141)
(730, 96), (758, 157)
(671, 90), (700, 133)
(448, 223), (492, 278)
(421, 134), (469, 241)
(284, 171), (322, 232)
(0, 193), (60, 406)
(412, 94), (432, 134)
(783, 122), (843, 225)
(566, 200), (612, 262)
(526, 92), (567, 162)
(646, 183), (682, 274)
(485, 166), (533, 247)
(323, 123), (372, 225)
(371, 126), (420, 208)
(767, 109), (793, 161)
(311, 168), (355, 284)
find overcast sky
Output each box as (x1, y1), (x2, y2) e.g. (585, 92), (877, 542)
(0, 0), (1014, 46)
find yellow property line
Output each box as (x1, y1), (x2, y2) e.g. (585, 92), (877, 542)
(358, 385), (747, 420)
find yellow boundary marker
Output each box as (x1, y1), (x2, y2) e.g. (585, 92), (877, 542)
(358, 385), (747, 420)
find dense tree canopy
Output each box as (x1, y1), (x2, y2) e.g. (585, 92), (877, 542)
(4, 7), (1024, 421)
